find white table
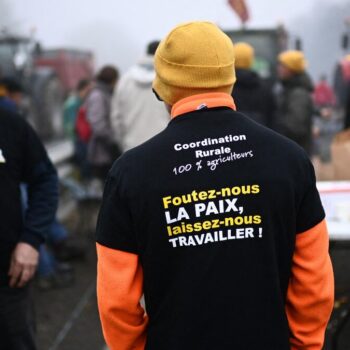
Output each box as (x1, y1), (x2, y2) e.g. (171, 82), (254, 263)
(317, 181), (350, 241)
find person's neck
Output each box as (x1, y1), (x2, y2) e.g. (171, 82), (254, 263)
(171, 92), (236, 119)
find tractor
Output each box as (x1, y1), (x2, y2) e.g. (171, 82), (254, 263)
(0, 32), (94, 140)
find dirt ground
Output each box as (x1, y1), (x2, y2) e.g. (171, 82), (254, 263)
(326, 245), (350, 349)
(33, 206), (350, 350)
(34, 244), (104, 350)
(34, 203), (105, 350)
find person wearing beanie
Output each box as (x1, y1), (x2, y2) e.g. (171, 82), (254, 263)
(0, 76), (24, 113)
(234, 42), (254, 69)
(152, 22), (235, 105)
(96, 21), (333, 350)
(279, 50), (307, 74)
(276, 50), (314, 154)
(231, 42), (276, 127)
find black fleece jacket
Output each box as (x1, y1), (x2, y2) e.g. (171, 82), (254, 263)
(0, 107), (58, 285)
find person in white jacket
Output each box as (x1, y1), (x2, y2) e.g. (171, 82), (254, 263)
(111, 41), (169, 151)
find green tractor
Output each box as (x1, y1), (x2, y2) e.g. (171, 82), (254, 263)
(224, 26), (288, 83)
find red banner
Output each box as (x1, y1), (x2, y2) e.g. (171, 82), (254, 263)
(228, 0), (249, 23)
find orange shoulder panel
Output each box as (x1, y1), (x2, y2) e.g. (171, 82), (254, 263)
(286, 219), (334, 350)
(96, 243), (148, 350)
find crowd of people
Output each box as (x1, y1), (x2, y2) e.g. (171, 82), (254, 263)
(64, 41), (169, 185)
(0, 20), (349, 349)
(62, 40), (347, 187)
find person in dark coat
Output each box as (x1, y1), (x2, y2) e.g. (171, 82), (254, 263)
(95, 22), (333, 350)
(0, 107), (58, 349)
(232, 42), (275, 127)
(344, 82), (350, 130)
(276, 50), (314, 154)
(85, 66), (120, 180)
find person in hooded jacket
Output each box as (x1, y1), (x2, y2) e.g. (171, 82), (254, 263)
(111, 41), (169, 152)
(231, 42), (275, 128)
(276, 50), (314, 154)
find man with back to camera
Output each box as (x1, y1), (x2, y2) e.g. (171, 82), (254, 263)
(276, 50), (314, 154)
(231, 42), (275, 128)
(96, 21), (334, 350)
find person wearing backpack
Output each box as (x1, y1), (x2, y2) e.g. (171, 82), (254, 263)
(62, 79), (92, 180)
(63, 79), (92, 140)
(85, 66), (120, 181)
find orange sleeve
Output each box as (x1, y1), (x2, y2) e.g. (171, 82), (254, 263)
(286, 219), (334, 350)
(96, 243), (148, 350)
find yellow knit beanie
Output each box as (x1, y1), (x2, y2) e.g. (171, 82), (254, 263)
(278, 50), (307, 73)
(234, 42), (254, 69)
(153, 21), (236, 106)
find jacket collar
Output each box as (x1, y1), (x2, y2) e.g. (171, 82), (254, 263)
(282, 73), (313, 92)
(171, 93), (236, 119)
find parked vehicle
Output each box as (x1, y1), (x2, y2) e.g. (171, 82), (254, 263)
(0, 33), (94, 140)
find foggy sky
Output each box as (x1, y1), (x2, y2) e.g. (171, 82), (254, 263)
(4, 0), (349, 78)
